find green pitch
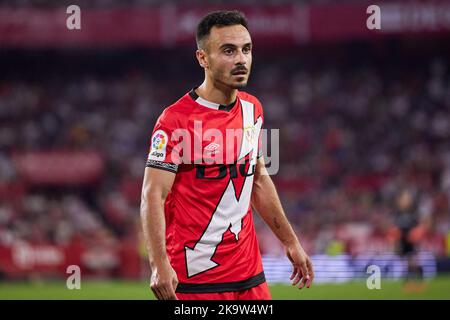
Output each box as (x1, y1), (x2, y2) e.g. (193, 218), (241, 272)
(1, 276), (450, 300)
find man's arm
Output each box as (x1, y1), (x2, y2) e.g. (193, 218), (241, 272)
(251, 156), (314, 289)
(140, 167), (178, 300)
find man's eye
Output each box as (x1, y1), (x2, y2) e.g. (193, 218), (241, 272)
(243, 47), (251, 54)
(224, 48), (233, 55)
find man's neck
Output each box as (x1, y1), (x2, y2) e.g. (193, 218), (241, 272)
(196, 79), (237, 106)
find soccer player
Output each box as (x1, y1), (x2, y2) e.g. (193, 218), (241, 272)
(140, 10), (314, 300)
(393, 189), (425, 287)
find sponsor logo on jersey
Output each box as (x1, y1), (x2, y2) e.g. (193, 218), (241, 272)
(148, 129), (168, 161)
(204, 142), (220, 156)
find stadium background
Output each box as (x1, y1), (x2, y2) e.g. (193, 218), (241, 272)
(0, 0), (450, 299)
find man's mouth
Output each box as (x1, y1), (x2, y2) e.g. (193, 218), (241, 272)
(231, 68), (247, 76)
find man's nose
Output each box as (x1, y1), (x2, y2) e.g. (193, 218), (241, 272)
(235, 49), (247, 65)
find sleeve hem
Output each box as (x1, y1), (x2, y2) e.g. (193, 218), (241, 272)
(146, 159), (178, 173)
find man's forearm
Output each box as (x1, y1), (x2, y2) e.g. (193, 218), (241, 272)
(251, 173), (300, 247)
(140, 193), (170, 269)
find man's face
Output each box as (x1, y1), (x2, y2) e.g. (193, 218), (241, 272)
(397, 190), (413, 212)
(198, 24), (252, 89)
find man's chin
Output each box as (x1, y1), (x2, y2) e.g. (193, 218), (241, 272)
(231, 81), (248, 89)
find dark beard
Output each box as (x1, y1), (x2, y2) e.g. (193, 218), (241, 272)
(214, 73), (249, 90)
(231, 81), (248, 89)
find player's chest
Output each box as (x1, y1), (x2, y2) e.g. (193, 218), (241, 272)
(180, 105), (260, 165)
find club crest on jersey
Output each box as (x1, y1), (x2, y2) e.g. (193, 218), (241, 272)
(244, 125), (256, 143)
(148, 129), (168, 161)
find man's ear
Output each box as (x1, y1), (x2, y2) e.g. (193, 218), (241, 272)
(196, 49), (209, 69)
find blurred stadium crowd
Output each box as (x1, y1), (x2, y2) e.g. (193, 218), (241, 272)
(0, 41), (449, 273)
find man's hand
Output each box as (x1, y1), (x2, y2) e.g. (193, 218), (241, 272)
(251, 156), (315, 289)
(150, 260), (179, 300)
(286, 243), (314, 289)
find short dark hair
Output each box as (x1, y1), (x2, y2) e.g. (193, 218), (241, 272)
(196, 10), (249, 49)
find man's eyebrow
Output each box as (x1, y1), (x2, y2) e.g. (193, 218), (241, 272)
(219, 42), (252, 49)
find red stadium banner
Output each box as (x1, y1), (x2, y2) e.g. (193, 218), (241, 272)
(0, 241), (141, 279)
(0, 181), (25, 201)
(0, 243), (69, 277)
(344, 173), (391, 192)
(0, 2), (449, 47)
(11, 151), (104, 185)
(165, 4), (309, 46)
(0, 7), (160, 47)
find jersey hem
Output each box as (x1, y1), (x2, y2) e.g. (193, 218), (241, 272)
(175, 271), (266, 293)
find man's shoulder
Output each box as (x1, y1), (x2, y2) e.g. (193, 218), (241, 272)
(158, 92), (194, 123)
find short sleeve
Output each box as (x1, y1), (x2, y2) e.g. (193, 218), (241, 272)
(146, 110), (179, 173)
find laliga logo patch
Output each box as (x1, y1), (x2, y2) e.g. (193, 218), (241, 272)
(152, 132), (166, 150)
(148, 130), (168, 161)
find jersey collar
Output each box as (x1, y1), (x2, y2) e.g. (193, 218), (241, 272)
(189, 87), (237, 112)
